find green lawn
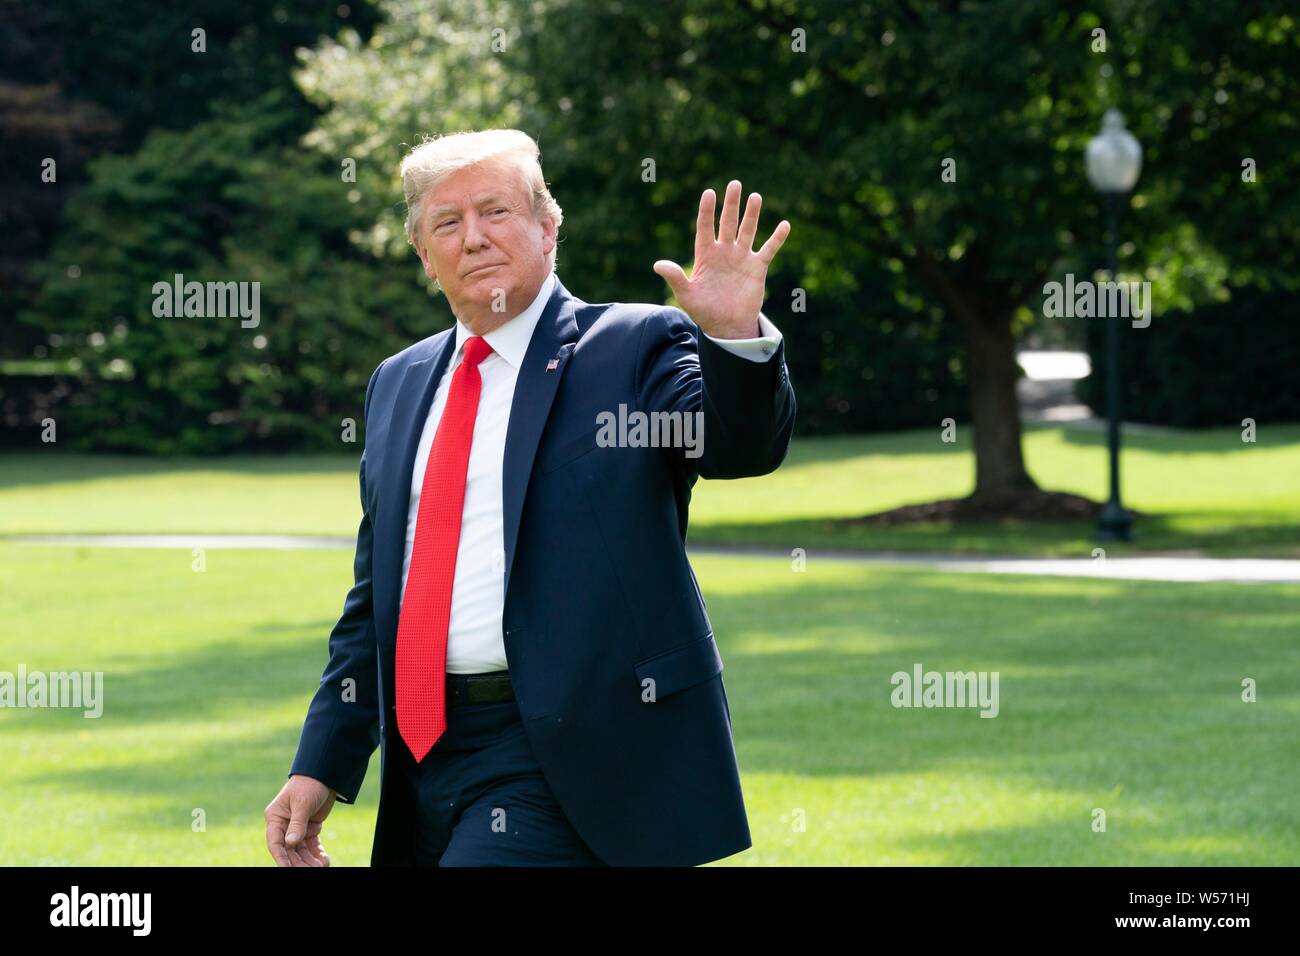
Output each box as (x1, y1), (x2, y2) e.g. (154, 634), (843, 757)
(1, 542), (1296, 865)
(3, 422), (1298, 556)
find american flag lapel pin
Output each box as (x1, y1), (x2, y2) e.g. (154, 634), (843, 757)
(545, 357), (560, 372)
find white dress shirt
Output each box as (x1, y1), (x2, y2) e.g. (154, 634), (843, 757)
(399, 270), (783, 673)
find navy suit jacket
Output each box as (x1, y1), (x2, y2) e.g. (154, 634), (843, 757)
(289, 273), (796, 865)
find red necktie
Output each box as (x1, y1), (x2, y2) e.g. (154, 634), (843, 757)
(396, 335), (494, 762)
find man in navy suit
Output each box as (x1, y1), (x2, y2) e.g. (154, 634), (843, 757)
(264, 129), (795, 866)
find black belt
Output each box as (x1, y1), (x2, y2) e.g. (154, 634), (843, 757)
(446, 670), (514, 707)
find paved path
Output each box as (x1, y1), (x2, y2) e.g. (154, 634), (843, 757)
(697, 545), (1300, 583)
(7, 534), (1298, 584)
(1015, 349), (1182, 433)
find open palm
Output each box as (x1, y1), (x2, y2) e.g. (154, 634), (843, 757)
(653, 180), (791, 339)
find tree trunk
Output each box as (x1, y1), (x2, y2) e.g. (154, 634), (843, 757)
(961, 312), (1039, 506)
(907, 249), (1041, 512)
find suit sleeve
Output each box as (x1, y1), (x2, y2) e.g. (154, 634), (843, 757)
(287, 360), (386, 804)
(701, 311), (784, 363)
(634, 306), (796, 480)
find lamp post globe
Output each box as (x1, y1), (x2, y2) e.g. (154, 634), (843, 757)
(1086, 108), (1143, 193)
(1086, 108), (1141, 543)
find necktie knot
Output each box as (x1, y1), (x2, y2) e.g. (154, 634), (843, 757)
(462, 336), (493, 369)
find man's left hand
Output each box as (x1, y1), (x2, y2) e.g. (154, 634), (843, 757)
(653, 179), (791, 340)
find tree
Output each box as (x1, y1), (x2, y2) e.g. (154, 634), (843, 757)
(18, 93), (438, 452)
(1, 0), (382, 352)
(298, 0), (1138, 511)
(475, 0), (1296, 512)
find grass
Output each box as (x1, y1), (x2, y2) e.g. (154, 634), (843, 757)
(1, 542), (1296, 865)
(2, 422), (1299, 556)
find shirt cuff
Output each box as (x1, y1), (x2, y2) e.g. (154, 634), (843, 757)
(702, 312), (784, 363)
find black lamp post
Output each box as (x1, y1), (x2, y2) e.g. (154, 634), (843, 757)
(1085, 109), (1142, 542)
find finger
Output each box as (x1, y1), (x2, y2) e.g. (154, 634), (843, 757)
(737, 191), (762, 252)
(756, 219), (791, 265)
(300, 830), (328, 866)
(653, 259), (689, 294)
(290, 843), (317, 867)
(306, 846), (331, 867)
(717, 180), (742, 243)
(266, 819), (294, 868)
(300, 841), (326, 868)
(694, 189), (716, 264)
(304, 835), (331, 867)
(285, 801), (312, 849)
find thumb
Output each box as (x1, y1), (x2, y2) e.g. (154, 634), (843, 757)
(653, 259), (688, 295)
(285, 797), (313, 847)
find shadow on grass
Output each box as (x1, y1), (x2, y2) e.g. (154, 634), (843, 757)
(774, 422), (1300, 468)
(5, 619), (340, 732)
(699, 568), (1298, 785)
(17, 720), (381, 840)
(889, 816), (1265, 866)
(10, 625), (381, 839)
(4, 422), (1296, 492)
(10, 566), (1298, 863)
(0, 450), (360, 490)
(689, 513), (1300, 557)
(1047, 421), (1300, 453)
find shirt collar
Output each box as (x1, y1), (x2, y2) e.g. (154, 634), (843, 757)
(452, 270), (557, 371)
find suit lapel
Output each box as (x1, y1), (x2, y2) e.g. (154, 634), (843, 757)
(502, 277), (580, 600)
(374, 331), (456, 654)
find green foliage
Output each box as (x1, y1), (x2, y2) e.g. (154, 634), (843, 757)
(0, 0), (384, 359)
(297, 0), (984, 435)
(11, 0), (382, 145)
(15, 0), (1300, 452)
(19, 93), (441, 453)
(1077, 285), (1300, 427)
(1120, 3), (1300, 290)
(772, 274), (971, 433)
(297, 0), (1299, 441)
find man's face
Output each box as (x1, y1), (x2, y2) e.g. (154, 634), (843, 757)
(414, 161), (556, 329)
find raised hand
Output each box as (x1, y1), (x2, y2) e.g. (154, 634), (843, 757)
(653, 179), (790, 339)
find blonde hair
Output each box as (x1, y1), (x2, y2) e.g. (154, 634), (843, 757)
(400, 129), (563, 274)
